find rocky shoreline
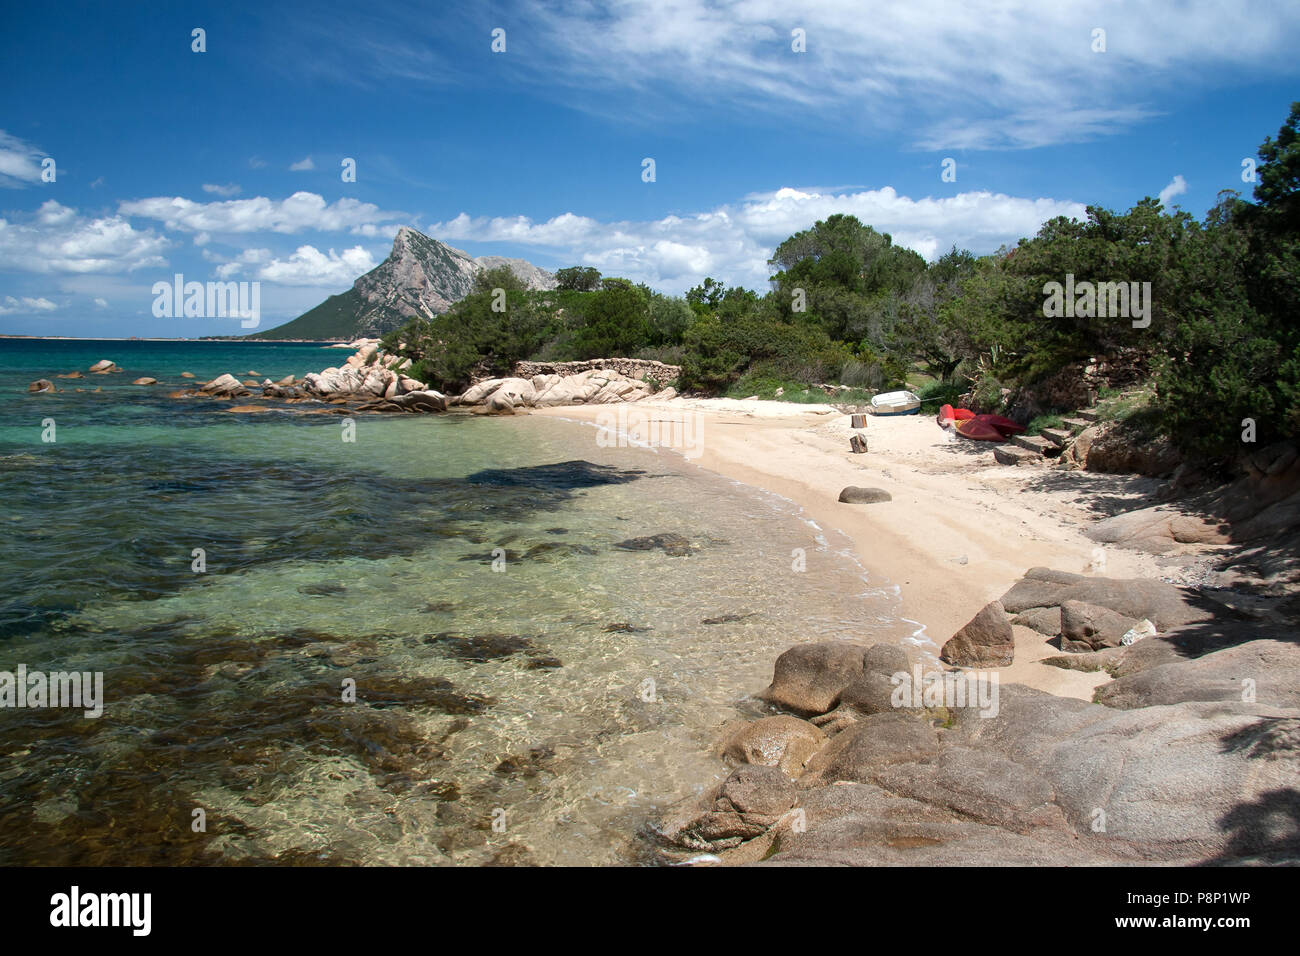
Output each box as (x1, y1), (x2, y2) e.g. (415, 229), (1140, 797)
(27, 339), (676, 416)
(650, 565), (1300, 865)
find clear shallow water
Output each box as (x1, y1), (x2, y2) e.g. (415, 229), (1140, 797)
(0, 340), (906, 865)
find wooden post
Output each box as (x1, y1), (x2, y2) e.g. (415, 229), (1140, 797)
(850, 414), (868, 429)
(849, 434), (868, 454)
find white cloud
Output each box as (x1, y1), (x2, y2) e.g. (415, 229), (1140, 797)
(117, 191), (405, 236)
(289, 156), (315, 171)
(0, 201), (169, 274)
(93, 297), (108, 308)
(254, 245), (377, 286)
(429, 185), (1086, 291)
(351, 222), (403, 240)
(0, 295), (57, 314)
(498, 1), (1300, 149)
(249, 157), (267, 169)
(1158, 174), (1189, 208)
(202, 183), (242, 197)
(211, 247), (273, 279)
(0, 130), (47, 187)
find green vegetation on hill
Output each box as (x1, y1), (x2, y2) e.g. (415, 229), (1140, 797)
(382, 103), (1300, 467)
(245, 288), (369, 340)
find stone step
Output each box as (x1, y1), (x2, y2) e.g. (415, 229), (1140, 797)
(994, 444), (1042, 466)
(1011, 434), (1059, 456)
(1059, 417), (1092, 433)
(1040, 427), (1074, 447)
(1076, 408), (1100, 422)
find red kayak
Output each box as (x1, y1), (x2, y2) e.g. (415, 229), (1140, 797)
(953, 417), (1005, 441)
(975, 414), (1025, 436)
(940, 406), (1026, 441)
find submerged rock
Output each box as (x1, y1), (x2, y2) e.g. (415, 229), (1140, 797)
(423, 631), (535, 662)
(524, 655), (563, 670)
(614, 533), (693, 556)
(701, 613), (755, 625)
(298, 582), (347, 596)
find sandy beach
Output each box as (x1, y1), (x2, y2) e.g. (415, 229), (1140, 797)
(534, 396), (1225, 701)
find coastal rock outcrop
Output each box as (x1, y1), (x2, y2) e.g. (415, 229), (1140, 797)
(802, 712), (943, 786)
(1085, 424), (1182, 477)
(656, 582), (1300, 865)
(257, 340), (664, 412)
(27, 379), (55, 393)
(1011, 605), (1062, 637)
(1093, 633), (1300, 710)
(657, 765), (798, 850)
(88, 359), (121, 374)
(722, 716), (826, 777)
(762, 642), (870, 716)
(940, 601), (1015, 667)
(1089, 441), (1300, 565)
(1058, 600), (1141, 652)
(998, 567), (1210, 632)
(198, 373), (250, 398)
(811, 644), (928, 734)
(452, 369), (656, 410)
(287, 341), (446, 412)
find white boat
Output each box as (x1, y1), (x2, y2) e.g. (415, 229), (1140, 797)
(869, 390), (921, 416)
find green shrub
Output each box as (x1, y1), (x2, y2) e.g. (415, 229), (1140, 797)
(916, 380), (965, 407)
(971, 374), (1005, 411)
(1026, 414), (1064, 436)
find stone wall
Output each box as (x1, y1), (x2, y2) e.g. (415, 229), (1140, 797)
(512, 358), (681, 384)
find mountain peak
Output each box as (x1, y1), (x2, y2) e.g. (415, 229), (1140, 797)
(247, 226), (555, 340)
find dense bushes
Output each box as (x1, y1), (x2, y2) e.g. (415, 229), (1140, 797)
(677, 313), (851, 392)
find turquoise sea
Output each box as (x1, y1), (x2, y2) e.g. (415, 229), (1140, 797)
(0, 339), (905, 865)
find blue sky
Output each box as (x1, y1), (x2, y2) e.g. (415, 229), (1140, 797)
(1, 0), (1297, 337)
